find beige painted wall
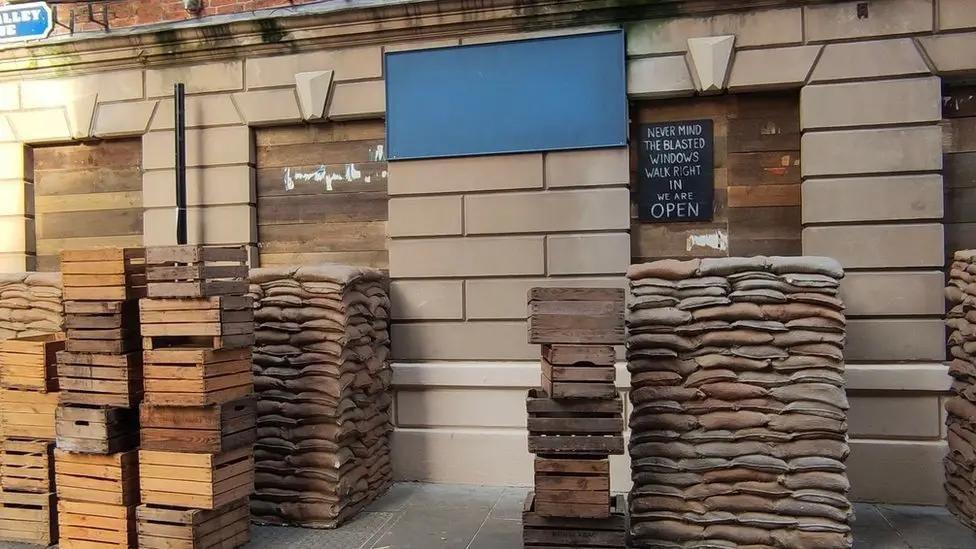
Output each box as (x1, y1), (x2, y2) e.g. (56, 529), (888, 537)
(0, 0), (971, 504)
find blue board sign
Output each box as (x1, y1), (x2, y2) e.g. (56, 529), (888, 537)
(0, 2), (53, 44)
(384, 30), (627, 160)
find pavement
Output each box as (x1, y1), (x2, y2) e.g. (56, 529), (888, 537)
(1, 482), (974, 548)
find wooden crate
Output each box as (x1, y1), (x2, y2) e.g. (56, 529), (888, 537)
(139, 297), (254, 350)
(526, 389), (624, 456)
(141, 397), (256, 453)
(56, 405), (139, 454)
(534, 457), (610, 519)
(61, 248), (146, 302)
(57, 351), (142, 408)
(59, 500), (135, 549)
(145, 245), (249, 299)
(137, 498), (250, 549)
(0, 388), (58, 440)
(542, 360), (615, 400)
(1, 439), (55, 493)
(523, 492), (625, 548)
(543, 344), (616, 367)
(143, 348), (252, 406)
(527, 288), (625, 345)
(0, 490), (57, 546)
(0, 333), (64, 392)
(55, 449), (139, 506)
(140, 447), (254, 510)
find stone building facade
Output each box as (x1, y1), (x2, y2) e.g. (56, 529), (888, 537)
(0, 0), (969, 504)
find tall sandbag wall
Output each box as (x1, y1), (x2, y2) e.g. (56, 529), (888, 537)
(626, 256), (853, 549)
(946, 250), (976, 529)
(0, 273), (62, 340)
(248, 265), (393, 528)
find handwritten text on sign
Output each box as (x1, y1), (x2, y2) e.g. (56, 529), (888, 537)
(638, 119), (714, 222)
(0, 2), (53, 44)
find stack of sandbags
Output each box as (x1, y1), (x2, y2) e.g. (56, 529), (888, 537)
(946, 250), (976, 530)
(247, 264), (392, 528)
(0, 273), (63, 340)
(626, 256), (853, 549)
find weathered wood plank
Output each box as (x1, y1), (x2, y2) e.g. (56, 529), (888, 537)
(727, 114), (800, 153)
(944, 88), (976, 118)
(257, 192), (387, 225)
(254, 120), (385, 146)
(946, 152), (976, 189)
(255, 162), (387, 197)
(36, 209), (143, 239)
(727, 184), (800, 208)
(258, 251), (389, 269)
(33, 139), (141, 172)
(727, 151), (801, 186)
(256, 140), (385, 168)
(257, 221), (387, 253)
(35, 191), (142, 213)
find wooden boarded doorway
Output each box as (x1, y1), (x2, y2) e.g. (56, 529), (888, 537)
(255, 121), (388, 269)
(32, 139), (144, 271)
(944, 85), (976, 254)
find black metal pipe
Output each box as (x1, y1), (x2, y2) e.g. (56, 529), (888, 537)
(175, 83), (187, 245)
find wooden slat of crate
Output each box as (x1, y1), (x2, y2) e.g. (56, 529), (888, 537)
(141, 397), (256, 453)
(61, 248), (145, 263)
(143, 348), (252, 406)
(0, 333), (64, 392)
(522, 492), (625, 548)
(65, 338), (140, 354)
(145, 245), (247, 265)
(58, 500), (135, 549)
(0, 491), (57, 546)
(56, 406), (139, 454)
(543, 344), (616, 366)
(139, 447), (254, 510)
(145, 245), (248, 299)
(541, 357), (616, 400)
(0, 389), (59, 440)
(147, 264), (249, 282)
(526, 389), (624, 456)
(1, 439), (55, 493)
(528, 288), (625, 345)
(534, 457), (610, 519)
(137, 498), (250, 549)
(58, 352), (142, 408)
(55, 449), (139, 506)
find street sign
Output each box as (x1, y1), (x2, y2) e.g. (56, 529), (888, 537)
(0, 2), (53, 44)
(637, 119), (715, 223)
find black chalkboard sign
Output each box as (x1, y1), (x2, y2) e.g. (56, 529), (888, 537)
(637, 119), (714, 222)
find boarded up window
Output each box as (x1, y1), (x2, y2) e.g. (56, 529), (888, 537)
(255, 121), (388, 269)
(944, 86), (976, 255)
(32, 139), (144, 271)
(631, 93), (801, 262)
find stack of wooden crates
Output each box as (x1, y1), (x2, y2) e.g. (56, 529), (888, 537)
(524, 288), (627, 549)
(136, 245), (255, 549)
(56, 248), (145, 549)
(0, 333), (64, 545)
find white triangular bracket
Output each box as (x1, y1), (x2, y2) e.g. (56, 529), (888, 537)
(295, 70), (334, 121)
(66, 92), (98, 139)
(687, 35), (735, 94)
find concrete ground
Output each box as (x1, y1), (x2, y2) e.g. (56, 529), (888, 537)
(1, 482), (974, 548)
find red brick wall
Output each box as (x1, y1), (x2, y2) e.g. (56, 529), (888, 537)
(1, 0), (318, 35)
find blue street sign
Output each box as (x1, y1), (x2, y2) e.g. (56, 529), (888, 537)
(0, 2), (53, 44)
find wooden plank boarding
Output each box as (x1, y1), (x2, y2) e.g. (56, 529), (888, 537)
(137, 498), (250, 549)
(58, 500), (136, 549)
(526, 389), (624, 456)
(534, 457), (611, 519)
(522, 492), (625, 548)
(143, 348), (253, 406)
(55, 449), (139, 506)
(528, 288), (625, 345)
(1, 440), (55, 493)
(0, 333), (65, 392)
(56, 405), (139, 454)
(0, 389), (59, 440)
(140, 397), (256, 453)
(0, 490), (57, 546)
(139, 447), (254, 510)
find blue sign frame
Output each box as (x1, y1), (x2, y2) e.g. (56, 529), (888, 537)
(384, 30), (628, 161)
(0, 2), (53, 44)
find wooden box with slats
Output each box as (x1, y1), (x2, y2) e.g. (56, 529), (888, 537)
(60, 248), (146, 302)
(0, 490), (57, 546)
(142, 348), (252, 407)
(145, 245), (249, 298)
(0, 333), (64, 392)
(56, 405), (139, 454)
(541, 343), (616, 400)
(58, 500), (135, 549)
(526, 389), (624, 456)
(137, 498), (250, 549)
(522, 492), (625, 548)
(55, 449), (139, 506)
(1, 439), (55, 493)
(527, 288), (625, 345)
(139, 297), (254, 351)
(533, 457), (610, 519)
(57, 351), (142, 408)
(139, 447), (254, 510)
(140, 397), (256, 453)
(0, 388), (58, 440)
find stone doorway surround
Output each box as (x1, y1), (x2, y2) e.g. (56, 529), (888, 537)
(0, 0), (972, 503)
